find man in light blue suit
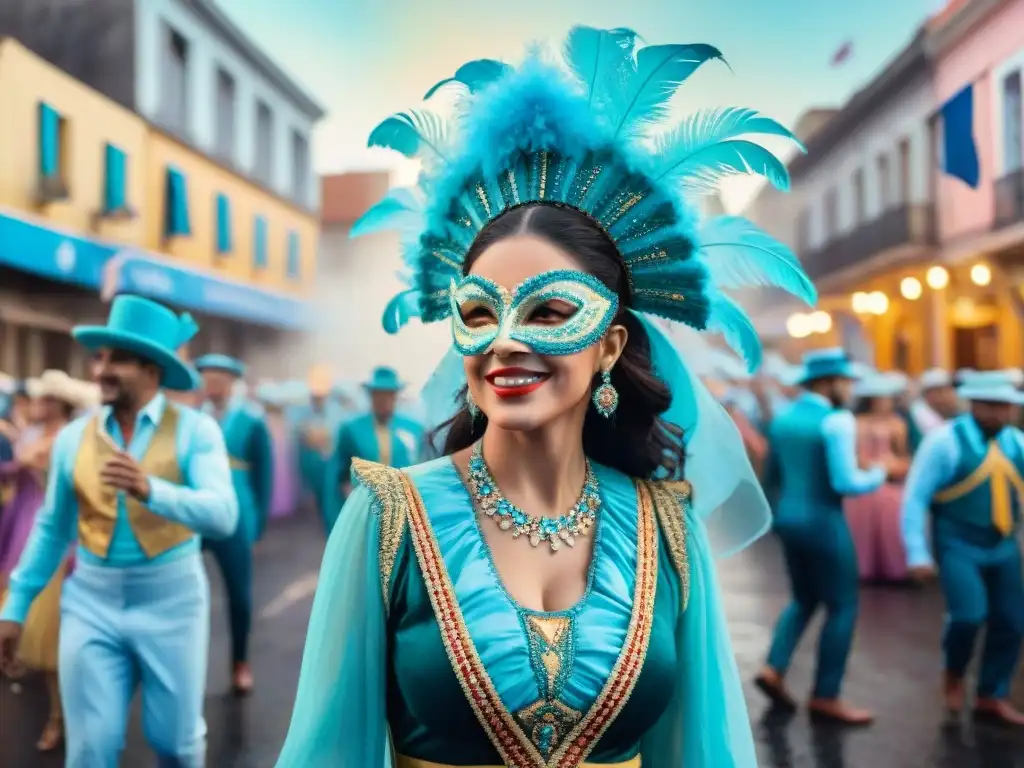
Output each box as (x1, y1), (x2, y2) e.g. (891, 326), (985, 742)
(194, 353), (274, 697)
(322, 366), (423, 533)
(901, 370), (1024, 726)
(755, 348), (887, 725)
(0, 295), (237, 767)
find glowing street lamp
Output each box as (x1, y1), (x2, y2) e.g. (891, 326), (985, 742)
(786, 313), (812, 339)
(970, 263), (992, 286)
(808, 310), (832, 333)
(926, 266), (949, 290)
(900, 277), (923, 300)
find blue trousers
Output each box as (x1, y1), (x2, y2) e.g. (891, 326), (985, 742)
(766, 515), (859, 699)
(936, 533), (1024, 698)
(203, 522), (253, 664)
(59, 554), (209, 767)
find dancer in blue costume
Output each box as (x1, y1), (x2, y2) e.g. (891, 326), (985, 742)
(0, 295), (237, 767)
(274, 26), (816, 767)
(755, 348), (887, 725)
(294, 371), (337, 524)
(901, 370), (1024, 726)
(322, 366), (423, 533)
(194, 353), (273, 696)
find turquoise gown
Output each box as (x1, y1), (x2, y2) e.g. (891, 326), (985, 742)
(275, 456), (757, 767)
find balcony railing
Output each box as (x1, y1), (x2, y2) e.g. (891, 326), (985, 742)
(802, 203), (936, 281)
(994, 170), (1024, 229)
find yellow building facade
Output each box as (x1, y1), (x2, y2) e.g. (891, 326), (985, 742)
(0, 39), (317, 377)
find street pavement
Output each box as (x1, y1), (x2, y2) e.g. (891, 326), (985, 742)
(2, 509), (1023, 767)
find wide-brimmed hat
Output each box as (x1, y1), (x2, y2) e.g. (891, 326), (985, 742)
(919, 368), (952, 391)
(307, 365), (333, 398)
(26, 370), (86, 408)
(853, 372), (907, 399)
(72, 295), (199, 391)
(957, 370), (1024, 405)
(363, 366), (404, 392)
(194, 354), (246, 378)
(796, 347), (859, 386)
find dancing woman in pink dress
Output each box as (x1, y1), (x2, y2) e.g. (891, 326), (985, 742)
(844, 376), (910, 582)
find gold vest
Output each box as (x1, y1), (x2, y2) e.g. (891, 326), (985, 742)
(74, 405), (194, 558)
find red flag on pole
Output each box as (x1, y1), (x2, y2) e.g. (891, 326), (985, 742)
(830, 41), (853, 67)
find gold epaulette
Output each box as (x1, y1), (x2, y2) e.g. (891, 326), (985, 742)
(352, 458), (410, 613)
(639, 478), (691, 610)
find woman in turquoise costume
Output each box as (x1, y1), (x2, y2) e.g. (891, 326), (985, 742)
(275, 26), (814, 768)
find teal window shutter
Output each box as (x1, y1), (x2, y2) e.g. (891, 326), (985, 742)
(165, 166), (191, 236)
(38, 103), (60, 178)
(286, 230), (300, 278)
(254, 215), (268, 268)
(216, 193), (232, 253)
(104, 144), (127, 211)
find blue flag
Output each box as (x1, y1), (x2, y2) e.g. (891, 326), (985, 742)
(941, 84), (980, 188)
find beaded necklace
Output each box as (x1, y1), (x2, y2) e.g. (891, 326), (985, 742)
(466, 443), (600, 552)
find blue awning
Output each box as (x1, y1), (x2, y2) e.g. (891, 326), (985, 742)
(0, 210), (311, 330)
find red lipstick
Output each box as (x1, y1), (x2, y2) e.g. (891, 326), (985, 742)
(485, 367), (550, 399)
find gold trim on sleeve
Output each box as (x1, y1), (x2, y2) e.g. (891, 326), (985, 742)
(644, 479), (691, 611)
(352, 458), (409, 612)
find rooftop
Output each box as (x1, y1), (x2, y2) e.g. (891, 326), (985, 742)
(184, 0), (326, 120)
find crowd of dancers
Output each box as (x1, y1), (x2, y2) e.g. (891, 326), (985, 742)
(0, 295), (426, 759)
(707, 348), (1024, 726)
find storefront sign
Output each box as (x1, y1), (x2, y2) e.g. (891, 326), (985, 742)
(0, 211), (311, 330)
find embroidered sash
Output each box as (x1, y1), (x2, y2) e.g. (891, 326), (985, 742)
(74, 405), (193, 558)
(399, 469), (659, 768)
(933, 441), (1024, 536)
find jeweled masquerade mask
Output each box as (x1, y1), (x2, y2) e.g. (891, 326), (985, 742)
(450, 269), (619, 357)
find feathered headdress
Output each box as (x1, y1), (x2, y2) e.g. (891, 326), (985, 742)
(353, 26), (816, 371)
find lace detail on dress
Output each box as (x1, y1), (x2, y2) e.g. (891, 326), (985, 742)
(643, 479), (691, 610)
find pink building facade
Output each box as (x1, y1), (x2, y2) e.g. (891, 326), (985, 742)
(928, 0), (1024, 369)
(931, 0), (1024, 246)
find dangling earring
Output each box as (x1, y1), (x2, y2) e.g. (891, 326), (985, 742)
(592, 369), (619, 418)
(466, 387), (480, 419)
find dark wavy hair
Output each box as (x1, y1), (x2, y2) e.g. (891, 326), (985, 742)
(431, 203), (684, 479)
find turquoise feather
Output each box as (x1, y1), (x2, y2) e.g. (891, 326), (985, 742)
(381, 289), (421, 334)
(350, 188), (423, 238)
(653, 108), (803, 192)
(423, 59), (512, 100)
(563, 26), (637, 108)
(699, 216), (817, 306)
(706, 293), (762, 372)
(608, 43), (724, 139)
(368, 111), (449, 163)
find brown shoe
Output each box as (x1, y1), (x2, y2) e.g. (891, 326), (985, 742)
(754, 667), (797, 711)
(943, 672), (965, 714)
(36, 717), (63, 752)
(808, 698), (874, 726)
(974, 699), (1024, 727)
(232, 662), (254, 697)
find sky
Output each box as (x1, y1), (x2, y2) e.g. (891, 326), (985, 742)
(216, 0), (947, 210)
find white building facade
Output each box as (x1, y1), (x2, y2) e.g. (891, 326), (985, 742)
(741, 31), (943, 370)
(134, 0), (322, 211)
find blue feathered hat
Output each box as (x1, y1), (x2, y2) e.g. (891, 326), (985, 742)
(353, 26), (816, 372)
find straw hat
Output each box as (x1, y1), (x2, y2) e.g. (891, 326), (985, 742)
(307, 365), (333, 397)
(26, 370), (86, 408)
(73, 379), (102, 411)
